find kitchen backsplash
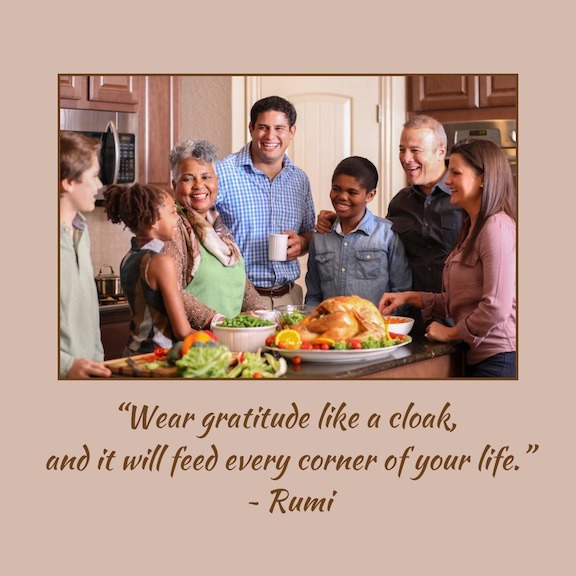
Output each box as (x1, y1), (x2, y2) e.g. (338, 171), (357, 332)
(85, 207), (133, 277)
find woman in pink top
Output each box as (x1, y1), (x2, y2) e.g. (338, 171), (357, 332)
(379, 138), (516, 377)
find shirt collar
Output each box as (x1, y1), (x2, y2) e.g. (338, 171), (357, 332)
(334, 208), (375, 235)
(236, 142), (294, 173)
(131, 237), (165, 253)
(433, 171), (452, 196)
(72, 212), (88, 231)
(412, 170), (452, 197)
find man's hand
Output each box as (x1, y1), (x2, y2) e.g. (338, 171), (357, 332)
(66, 358), (112, 379)
(284, 230), (312, 259)
(315, 210), (337, 233)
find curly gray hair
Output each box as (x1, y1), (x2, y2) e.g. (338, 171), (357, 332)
(169, 139), (218, 179)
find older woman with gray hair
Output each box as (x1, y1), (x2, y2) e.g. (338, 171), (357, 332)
(162, 139), (264, 330)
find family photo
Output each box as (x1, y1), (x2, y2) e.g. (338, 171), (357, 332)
(59, 74), (517, 380)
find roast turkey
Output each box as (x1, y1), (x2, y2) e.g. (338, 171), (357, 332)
(292, 295), (388, 343)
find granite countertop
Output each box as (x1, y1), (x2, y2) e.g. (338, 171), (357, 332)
(279, 335), (463, 380)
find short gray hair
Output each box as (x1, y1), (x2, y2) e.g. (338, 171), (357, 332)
(169, 139), (218, 179)
(403, 115), (447, 150)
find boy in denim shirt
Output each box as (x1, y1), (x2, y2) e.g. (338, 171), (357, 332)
(305, 156), (411, 309)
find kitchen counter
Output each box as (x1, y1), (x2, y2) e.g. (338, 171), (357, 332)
(281, 335), (465, 379)
(106, 334), (465, 380)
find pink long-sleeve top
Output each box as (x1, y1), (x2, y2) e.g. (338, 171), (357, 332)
(420, 212), (516, 365)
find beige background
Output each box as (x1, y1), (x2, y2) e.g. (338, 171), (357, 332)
(3, 2), (574, 574)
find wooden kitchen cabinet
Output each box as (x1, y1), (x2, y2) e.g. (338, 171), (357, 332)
(137, 75), (180, 193)
(407, 74), (517, 122)
(59, 75), (140, 112)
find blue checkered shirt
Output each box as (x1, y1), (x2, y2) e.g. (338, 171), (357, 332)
(215, 143), (316, 288)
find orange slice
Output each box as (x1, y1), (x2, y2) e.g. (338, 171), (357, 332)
(312, 336), (336, 346)
(274, 329), (302, 350)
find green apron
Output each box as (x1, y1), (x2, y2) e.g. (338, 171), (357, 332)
(186, 242), (245, 318)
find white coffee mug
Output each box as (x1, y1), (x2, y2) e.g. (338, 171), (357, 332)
(269, 233), (288, 261)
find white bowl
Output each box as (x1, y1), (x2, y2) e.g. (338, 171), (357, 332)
(211, 323), (277, 352)
(383, 315), (414, 335)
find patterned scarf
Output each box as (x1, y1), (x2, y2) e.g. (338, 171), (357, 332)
(177, 203), (241, 278)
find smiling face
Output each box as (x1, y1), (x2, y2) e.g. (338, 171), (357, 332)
(330, 174), (375, 231)
(172, 157), (218, 217)
(399, 127), (446, 194)
(249, 110), (295, 167)
(154, 193), (180, 241)
(445, 153), (483, 215)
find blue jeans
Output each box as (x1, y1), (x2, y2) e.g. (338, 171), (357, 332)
(465, 352), (517, 378)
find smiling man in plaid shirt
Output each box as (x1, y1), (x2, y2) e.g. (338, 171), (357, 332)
(215, 95), (316, 309)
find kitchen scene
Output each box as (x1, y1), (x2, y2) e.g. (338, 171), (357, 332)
(59, 74), (517, 379)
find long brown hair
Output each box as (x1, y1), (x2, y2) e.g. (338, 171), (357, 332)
(450, 138), (516, 260)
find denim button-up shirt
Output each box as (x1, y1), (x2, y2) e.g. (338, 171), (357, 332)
(305, 209), (412, 308)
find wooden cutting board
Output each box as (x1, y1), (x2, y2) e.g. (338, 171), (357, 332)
(104, 351), (241, 378)
(104, 353), (178, 378)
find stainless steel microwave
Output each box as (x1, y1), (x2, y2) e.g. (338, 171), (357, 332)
(443, 119), (517, 180)
(60, 108), (138, 201)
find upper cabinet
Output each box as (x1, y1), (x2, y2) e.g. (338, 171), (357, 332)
(407, 75), (517, 122)
(137, 76), (180, 192)
(59, 75), (140, 112)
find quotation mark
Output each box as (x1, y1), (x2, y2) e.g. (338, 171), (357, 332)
(526, 444), (539, 454)
(119, 402), (131, 412)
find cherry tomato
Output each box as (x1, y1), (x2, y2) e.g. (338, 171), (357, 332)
(253, 372), (263, 378)
(277, 341), (287, 349)
(238, 352), (246, 363)
(153, 347), (168, 358)
(313, 344), (321, 350)
(348, 339), (362, 350)
(265, 335), (276, 346)
(292, 356), (302, 366)
(320, 343), (330, 351)
(300, 342), (313, 350)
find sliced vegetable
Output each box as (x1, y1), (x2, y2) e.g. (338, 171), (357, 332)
(225, 350), (287, 378)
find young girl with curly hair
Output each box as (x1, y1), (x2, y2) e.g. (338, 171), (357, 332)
(103, 183), (197, 355)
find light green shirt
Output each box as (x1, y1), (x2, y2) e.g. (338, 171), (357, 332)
(186, 242), (246, 318)
(60, 213), (104, 376)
